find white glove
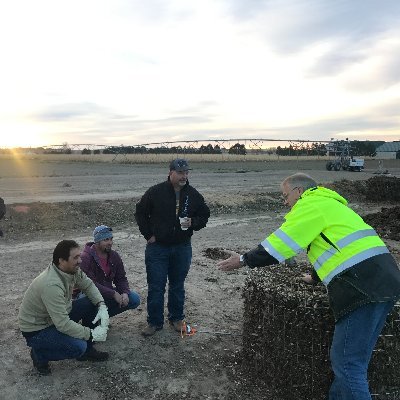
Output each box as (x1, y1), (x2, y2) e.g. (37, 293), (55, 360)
(92, 304), (109, 328)
(91, 325), (108, 342)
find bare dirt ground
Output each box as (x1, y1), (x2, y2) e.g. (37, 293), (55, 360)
(0, 157), (399, 400)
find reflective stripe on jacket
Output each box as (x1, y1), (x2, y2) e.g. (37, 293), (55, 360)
(261, 186), (389, 285)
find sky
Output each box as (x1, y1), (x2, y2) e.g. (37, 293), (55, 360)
(1, 0), (400, 148)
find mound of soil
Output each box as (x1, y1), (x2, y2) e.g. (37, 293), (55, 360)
(365, 176), (400, 202)
(364, 206), (400, 241)
(327, 176), (399, 203)
(325, 179), (367, 202)
(203, 247), (233, 260)
(320, 177), (400, 242)
(209, 193), (284, 216)
(4, 200), (135, 238)
(2, 194), (283, 240)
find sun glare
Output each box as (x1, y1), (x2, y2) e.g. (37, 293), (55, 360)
(1, 127), (46, 149)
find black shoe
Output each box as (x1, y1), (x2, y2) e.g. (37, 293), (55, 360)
(77, 347), (109, 362)
(30, 349), (51, 375)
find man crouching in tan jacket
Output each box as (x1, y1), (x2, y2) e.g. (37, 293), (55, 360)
(18, 240), (110, 375)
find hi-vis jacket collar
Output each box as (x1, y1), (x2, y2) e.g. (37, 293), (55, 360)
(300, 186), (348, 206)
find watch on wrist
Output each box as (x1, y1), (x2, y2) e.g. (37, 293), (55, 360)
(239, 254), (247, 267)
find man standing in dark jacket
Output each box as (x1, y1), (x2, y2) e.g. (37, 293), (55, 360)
(79, 225), (140, 323)
(135, 159), (210, 336)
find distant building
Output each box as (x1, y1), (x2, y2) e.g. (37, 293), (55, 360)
(375, 141), (400, 159)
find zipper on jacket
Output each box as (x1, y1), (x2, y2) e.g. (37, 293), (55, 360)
(307, 232), (340, 254)
(320, 232), (340, 251)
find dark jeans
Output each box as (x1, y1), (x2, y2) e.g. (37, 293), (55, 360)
(145, 241), (192, 327)
(329, 301), (395, 400)
(77, 290), (141, 328)
(24, 297), (98, 364)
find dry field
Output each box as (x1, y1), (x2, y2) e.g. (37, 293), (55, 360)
(0, 155), (399, 400)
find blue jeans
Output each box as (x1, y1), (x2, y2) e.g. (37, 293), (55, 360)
(77, 290), (141, 328)
(329, 301), (394, 400)
(24, 298), (98, 364)
(145, 241), (192, 327)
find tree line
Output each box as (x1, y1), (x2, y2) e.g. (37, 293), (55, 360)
(0, 140), (385, 156)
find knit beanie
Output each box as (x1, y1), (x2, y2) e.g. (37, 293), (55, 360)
(93, 225), (113, 243)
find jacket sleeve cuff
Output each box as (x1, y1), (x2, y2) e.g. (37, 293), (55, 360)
(245, 244), (280, 268)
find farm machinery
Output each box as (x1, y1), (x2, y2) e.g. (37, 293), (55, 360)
(325, 140), (365, 172)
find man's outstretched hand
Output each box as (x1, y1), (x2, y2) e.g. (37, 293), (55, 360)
(217, 251), (241, 272)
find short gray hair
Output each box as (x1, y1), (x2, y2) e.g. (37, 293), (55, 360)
(282, 173), (317, 191)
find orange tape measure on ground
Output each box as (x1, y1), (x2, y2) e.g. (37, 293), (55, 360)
(180, 321), (197, 338)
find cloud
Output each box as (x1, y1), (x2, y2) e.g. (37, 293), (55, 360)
(304, 33), (400, 93)
(228, 1), (400, 52)
(35, 103), (109, 121)
(341, 44), (400, 91)
(306, 44), (367, 77)
(31, 94), (400, 145)
(32, 101), (218, 145)
(273, 98), (400, 140)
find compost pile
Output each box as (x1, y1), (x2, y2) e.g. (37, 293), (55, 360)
(208, 193), (284, 216)
(3, 200), (136, 238)
(242, 264), (400, 399)
(327, 175), (399, 203)
(364, 206), (400, 241)
(203, 247), (233, 260)
(327, 176), (400, 241)
(362, 176), (400, 241)
(325, 179), (367, 202)
(364, 176), (400, 202)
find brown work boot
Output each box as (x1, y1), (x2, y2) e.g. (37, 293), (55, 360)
(141, 324), (162, 337)
(169, 320), (184, 333)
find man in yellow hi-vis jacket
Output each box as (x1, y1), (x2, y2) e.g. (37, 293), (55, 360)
(218, 173), (400, 400)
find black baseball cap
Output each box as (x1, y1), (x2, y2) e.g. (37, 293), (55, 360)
(169, 158), (191, 172)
